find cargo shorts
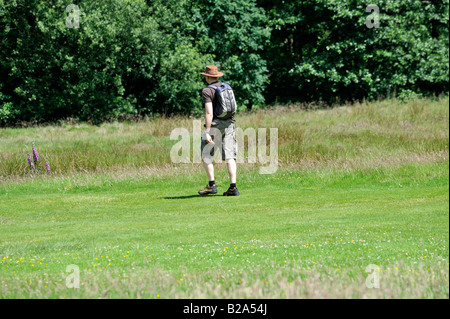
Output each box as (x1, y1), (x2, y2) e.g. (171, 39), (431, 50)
(201, 118), (237, 163)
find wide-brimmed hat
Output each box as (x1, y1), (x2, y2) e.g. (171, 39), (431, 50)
(200, 65), (224, 77)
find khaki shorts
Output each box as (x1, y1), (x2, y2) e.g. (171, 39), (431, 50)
(201, 118), (237, 163)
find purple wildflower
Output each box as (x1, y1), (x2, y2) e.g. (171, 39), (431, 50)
(27, 153), (33, 169)
(45, 159), (51, 174)
(32, 144), (39, 163)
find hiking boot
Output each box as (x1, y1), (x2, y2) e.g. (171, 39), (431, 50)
(198, 184), (217, 196)
(223, 187), (240, 196)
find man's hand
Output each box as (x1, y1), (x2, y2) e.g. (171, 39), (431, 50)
(203, 130), (214, 145)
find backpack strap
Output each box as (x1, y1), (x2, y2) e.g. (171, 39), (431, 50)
(206, 83), (221, 119)
(207, 82), (222, 90)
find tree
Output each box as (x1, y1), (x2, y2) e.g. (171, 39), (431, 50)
(260, 0), (449, 104)
(187, 0), (271, 110)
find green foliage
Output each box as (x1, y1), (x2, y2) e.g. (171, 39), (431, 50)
(187, 0), (271, 108)
(0, 0), (210, 123)
(0, 87), (14, 123)
(0, 0), (448, 125)
(261, 0), (449, 103)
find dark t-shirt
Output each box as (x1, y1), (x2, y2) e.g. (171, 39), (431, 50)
(202, 81), (220, 106)
(202, 81), (235, 121)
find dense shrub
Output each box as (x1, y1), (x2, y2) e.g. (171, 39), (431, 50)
(0, 0), (211, 124)
(260, 0), (449, 104)
(186, 0), (271, 109)
(0, 0), (448, 125)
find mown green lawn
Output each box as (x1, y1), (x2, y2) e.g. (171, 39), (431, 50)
(0, 162), (448, 298)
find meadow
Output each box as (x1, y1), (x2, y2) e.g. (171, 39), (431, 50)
(0, 97), (448, 298)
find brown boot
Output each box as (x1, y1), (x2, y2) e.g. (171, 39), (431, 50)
(198, 184), (217, 196)
(223, 187), (240, 196)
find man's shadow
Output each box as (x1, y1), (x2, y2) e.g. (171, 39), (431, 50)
(163, 194), (219, 200)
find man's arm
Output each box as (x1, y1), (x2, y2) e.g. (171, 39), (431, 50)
(204, 102), (214, 144)
(205, 102), (213, 132)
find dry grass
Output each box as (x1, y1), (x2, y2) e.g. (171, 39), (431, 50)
(1, 97), (448, 181)
(2, 263), (447, 299)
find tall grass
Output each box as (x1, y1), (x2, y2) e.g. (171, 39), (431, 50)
(0, 97), (448, 181)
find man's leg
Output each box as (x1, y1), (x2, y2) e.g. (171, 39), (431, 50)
(199, 136), (218, 195)
(203, 161), (215, 182)
(199, 160), (217, 195)
(223, 158), (239, 196)
(222, 120), (239, 196)
(226, 159), (236, 184)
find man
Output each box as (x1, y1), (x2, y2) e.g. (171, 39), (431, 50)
(198, 65), (239, 196)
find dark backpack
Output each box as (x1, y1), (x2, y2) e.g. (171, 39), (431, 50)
(208, 82), (237, 119)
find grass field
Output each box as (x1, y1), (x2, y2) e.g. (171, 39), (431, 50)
(0, 97), (448, 298)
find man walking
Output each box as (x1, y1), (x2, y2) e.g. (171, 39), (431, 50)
(198, 65), (239, 196)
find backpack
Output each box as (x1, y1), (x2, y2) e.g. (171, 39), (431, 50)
(208, 82), (237, 119)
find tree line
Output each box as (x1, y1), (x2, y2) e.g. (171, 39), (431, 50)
(0, 0), (448, 125)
